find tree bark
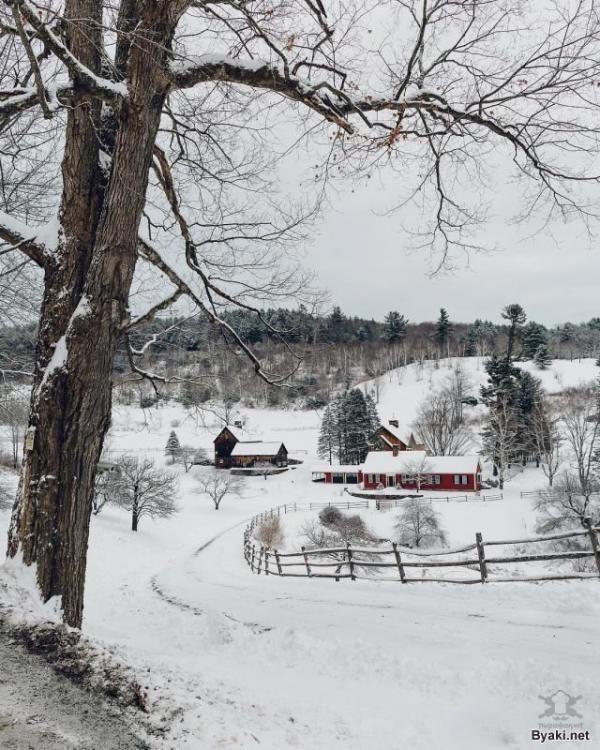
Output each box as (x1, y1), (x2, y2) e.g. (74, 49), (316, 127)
(7, 1), (186, 628)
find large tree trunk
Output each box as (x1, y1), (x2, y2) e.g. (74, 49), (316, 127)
(7, 1), (184, 628)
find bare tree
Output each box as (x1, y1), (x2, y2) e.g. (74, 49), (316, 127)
(481, 395), (521, 490)
(197, 471), (239, 510)
(111, 456), (178, 531)
(413, 389), (472, 456)
(559, 387), (600, 498)
(0, 390), (28, 468)
(176, 445), (197, 473)
(401, 454), (433, 493)
(535, 471), (600, 533)
(2, 0), (600, 627)
(532, 399), (562, 487)
(394, 499), (446, 549)
(92, 467), (123, 516)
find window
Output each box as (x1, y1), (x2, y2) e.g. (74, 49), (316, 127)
(432, 475), (441, 485)
(454, 474), (469, 486)
(401, 474), (415, 483)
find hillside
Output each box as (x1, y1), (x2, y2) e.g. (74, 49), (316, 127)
(1, 357), (599, 749)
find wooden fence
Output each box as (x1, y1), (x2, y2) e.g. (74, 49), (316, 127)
(243, 504), (600, 584)
(376, 493), (503, 510)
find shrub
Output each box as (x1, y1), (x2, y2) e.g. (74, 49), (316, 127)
(319, 506), (343, 526)
(254, 516), (284, 548)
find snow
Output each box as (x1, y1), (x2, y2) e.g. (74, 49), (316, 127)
(362, 450), (480, 474)
(38, 335), (68, 390)
(230, 440), (284, 456)
(1, 357), (599, 748)
(0, 209), (59, 254)
(170, 53), (272, 75)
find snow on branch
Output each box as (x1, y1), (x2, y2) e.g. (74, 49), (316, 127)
(169, 54), (358, 133)
(10, 0), (128, 100)
(0, 210), (58, 267)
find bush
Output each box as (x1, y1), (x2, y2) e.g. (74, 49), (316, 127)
(319, 506), (343, 526)
(254, 516), (284, 548)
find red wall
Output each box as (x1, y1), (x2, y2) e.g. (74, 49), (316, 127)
(360, 470), (480, 492)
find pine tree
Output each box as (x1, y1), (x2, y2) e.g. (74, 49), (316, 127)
(165, 430), (181, 463)
(521, 322), (548, 359)
(501, 303), (527, 360)
(464, 326), (478, 356)
(383, 311), (408, 343)
(328, 306), (346, 343)
(534, 343), (551, 370)
(319, 388), (380, 465)
(317, 405), (337, 464)
(435, 308), (451, 356)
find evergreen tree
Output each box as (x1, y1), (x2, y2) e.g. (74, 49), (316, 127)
(435, 308), (451, 355)
(534, 343), (551, 370)
(317, 405), (337, 464)
(318, 388), (380, 465)
(383, 311), (408, 343)
(464, 326), (478, 356)
(501, 303), (527, 360)
(328, 306), (346, 343)
(165, 430), (181, 463)
(521, 321), (548, 359)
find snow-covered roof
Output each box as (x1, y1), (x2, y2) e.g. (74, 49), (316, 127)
(362, 451), (427, 473)
(361, 451), (480, 475)
(230, 441), (285, 457)
(378, 423), (408, 443)
(311, 463), (361, 474)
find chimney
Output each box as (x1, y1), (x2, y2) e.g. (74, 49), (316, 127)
(389, 418), (399, 428)
(392, 445), (399, 457)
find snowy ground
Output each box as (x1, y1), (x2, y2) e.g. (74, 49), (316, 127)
(1, 358), (599, 749)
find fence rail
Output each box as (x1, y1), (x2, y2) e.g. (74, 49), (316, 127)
(520, 489), (600, 501)
(243, 503), (600, 585)
(376, 493), (503, 509)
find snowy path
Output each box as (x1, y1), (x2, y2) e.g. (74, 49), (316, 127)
(0, 634), (146, 749)
(148, 519), (600, 749)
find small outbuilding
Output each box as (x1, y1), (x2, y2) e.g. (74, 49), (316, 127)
(213, 426), (288, 468)
(311, 463), (361, 484)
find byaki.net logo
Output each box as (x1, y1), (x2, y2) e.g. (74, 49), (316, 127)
(531, 690), (591, 744)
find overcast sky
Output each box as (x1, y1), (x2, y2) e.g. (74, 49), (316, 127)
(298, 169), (599, 328)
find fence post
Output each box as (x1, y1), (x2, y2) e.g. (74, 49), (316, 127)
(264, 548), (270, 575)
(475, 532), (488, 583)
(251, 544), (256, 572)
(257, 546), (263, 575)
(274, 549), (283, 575)
(301, 546), (311, 576)
(584, 518), (600, 577)
(335, 550), (345, 582)
(392, 542), (406, 583)
(346, 542), (356, 580)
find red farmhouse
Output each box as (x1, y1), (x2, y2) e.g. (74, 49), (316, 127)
(360, 451), (482, 492)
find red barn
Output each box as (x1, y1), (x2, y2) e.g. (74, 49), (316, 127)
(360, 451), (482, 492)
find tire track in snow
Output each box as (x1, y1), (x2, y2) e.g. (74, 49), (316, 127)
(149, 517), (272, 633)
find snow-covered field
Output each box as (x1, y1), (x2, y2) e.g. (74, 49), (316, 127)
(1, 357), (599, 749)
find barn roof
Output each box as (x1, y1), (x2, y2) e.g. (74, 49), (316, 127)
(362, 451), (480, 474)
(230, 441), (286, 457)
(213, 426), (259, 443)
